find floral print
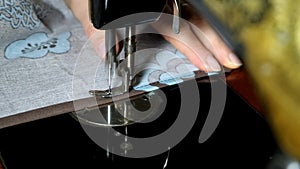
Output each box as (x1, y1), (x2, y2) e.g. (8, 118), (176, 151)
(133, 50), (198, 92)
(0, 0), (40, 29)
(5, 31), (72, 59)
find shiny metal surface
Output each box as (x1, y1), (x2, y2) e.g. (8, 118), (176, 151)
(74, 90), (166, 127)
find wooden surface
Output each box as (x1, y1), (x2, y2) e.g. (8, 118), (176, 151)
(224, 67), (264, 115)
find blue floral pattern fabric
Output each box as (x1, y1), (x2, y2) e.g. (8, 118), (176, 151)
(0, 0), (40, 29)
(4, 31), (72, 59)
(0, 0), (84, 125)
(133, 50), (199, 92)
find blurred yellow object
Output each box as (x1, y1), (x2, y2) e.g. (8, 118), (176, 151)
(204, 0), (300, 160)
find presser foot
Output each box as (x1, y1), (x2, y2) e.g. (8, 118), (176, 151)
(74, 90), (164, 127)
(89, 71), (140, 98)
(88, 86), (133, 98)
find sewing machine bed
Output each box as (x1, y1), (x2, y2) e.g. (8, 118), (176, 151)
(0, 81), (278, 169)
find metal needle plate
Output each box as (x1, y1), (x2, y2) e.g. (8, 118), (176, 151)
(73, 90), (165, 127)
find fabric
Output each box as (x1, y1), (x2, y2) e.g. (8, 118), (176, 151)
(0, 0), (88, 118)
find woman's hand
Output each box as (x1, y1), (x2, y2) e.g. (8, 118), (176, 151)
(65, 0), (106, 58)
(151, 2), (242, 72)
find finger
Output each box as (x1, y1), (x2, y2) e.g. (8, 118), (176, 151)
(182, 4), (242, 69)
(152, 15), (221, 72)
(164, 30), (221, 72)
(88, 29), (107, 59)
(191, 19), (242, 69)
(65, 0), (106, 59)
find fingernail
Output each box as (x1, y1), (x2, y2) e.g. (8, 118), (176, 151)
(229, 53), (242, 67)
(206, 56), (221, 72)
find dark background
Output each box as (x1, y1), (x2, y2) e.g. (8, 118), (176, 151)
(0, 80), (278, 169)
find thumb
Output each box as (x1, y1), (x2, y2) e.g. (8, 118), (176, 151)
(65, 0), (106, 58)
